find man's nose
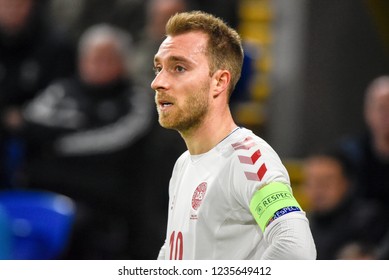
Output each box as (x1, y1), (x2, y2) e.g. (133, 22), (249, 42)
(151, 70), (168, 91)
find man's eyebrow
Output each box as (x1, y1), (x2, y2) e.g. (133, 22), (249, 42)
(168, 55), (190, 63)
(154, 55), (192, 64)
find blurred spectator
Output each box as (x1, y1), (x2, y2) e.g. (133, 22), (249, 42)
(20, 24), (154, 259)
(0, 0), (74, 115)
(0, 0), (75, 188)
(302, 151), (384, 259)
(336, 75), (389, 259)
(336, 241), (377, 260)
(337, 76), (389, 207)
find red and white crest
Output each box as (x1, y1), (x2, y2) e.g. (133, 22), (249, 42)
(191, 182), (207, 210)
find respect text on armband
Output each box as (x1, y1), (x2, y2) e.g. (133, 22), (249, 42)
(262, 191), (292, 207)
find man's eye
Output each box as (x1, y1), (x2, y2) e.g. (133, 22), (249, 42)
(153, 66), (162, 75)
(175, 65), (186, 73)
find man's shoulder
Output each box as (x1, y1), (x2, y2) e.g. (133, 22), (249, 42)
(221, 128), (279, 159)
(221, 128), (289, 185)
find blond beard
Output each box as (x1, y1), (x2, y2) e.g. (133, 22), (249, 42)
(157, 84), (210, 133)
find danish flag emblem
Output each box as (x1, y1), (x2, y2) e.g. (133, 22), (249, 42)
(232, 137), (267, 181)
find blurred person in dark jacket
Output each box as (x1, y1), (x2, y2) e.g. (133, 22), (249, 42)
(336, 75), (389, 259)
(337, 76), (389, 211)
(21, 23), (154, 259)
(0, 0), (74, 108)
(0, 0), (75, 188)
(302, 151), (384, 259)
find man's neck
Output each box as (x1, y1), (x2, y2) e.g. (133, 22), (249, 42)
(180, 113), (237, 155)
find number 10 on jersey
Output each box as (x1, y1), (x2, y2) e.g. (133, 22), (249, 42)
(169, 231), (183, 260)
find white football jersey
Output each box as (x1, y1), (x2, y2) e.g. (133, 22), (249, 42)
(158, 127), (303, 260)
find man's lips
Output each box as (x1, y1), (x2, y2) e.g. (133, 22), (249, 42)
(157, 99), (174, 110)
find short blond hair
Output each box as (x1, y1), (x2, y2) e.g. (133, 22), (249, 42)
(165, 11), (244, 96)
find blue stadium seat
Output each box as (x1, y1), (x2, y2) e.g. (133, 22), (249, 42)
(0, 204), (11, 259)
(0, 189), (76, 259)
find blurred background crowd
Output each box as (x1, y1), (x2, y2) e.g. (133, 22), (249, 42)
(0, 0), (388, 260)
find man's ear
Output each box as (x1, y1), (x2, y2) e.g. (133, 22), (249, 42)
(212, 70), (231, 98)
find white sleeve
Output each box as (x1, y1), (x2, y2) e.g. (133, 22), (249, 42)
(261, 212), (316, 260)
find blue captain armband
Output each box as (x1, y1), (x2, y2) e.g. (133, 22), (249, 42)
(249, 182), (302, 232)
